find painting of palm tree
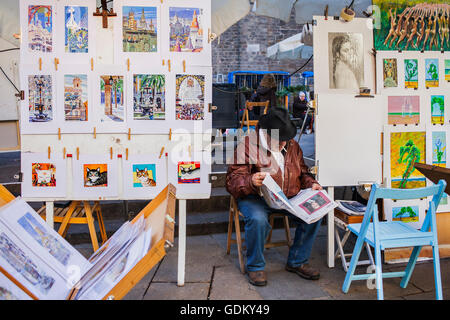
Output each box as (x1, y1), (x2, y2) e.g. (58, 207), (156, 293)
(133, 74), (165, 120)
(100, 75), (124, 122)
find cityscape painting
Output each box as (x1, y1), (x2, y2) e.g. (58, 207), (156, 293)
(100, 75), (124, 122)
(64, 74), (88, 121)
(176, 74), (205, 120)
(133, 74), (165, 120)
(28, 75), (53, 123)
(122, 6), (157, 52)
(28, 5), (52, 53)
(169, 7), (204, 52)
(64, 5), (88, 53)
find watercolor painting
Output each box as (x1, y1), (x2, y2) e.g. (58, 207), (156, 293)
(404, 59), (418, 88)
(84, 164), (108, 187)
(432, 131), (446, 167)
(178, 162), (200, 184)
(100, 75), (124, 122)
(431, 95), (445, 124)
(28, 75), (52, 122)
(133, 164), (156, 187)
(299, 192), (330, 215)
(133, 74), (165, 120)
(32, 163), (55, 187)
(64, 74), (88, 121)
(383, 58), (398, 87)
(176, 75), (205, 120)
(387, 96), (420, 125)
(373, 1), (450, 52)
(65, 5), (88, 53)
(390, 131), (426, 189)
(169, 7), (204, 52)
(392, 206), (419, 223)
(122, 6), (157, 52)
(425, 58), (439, 87)
(28, 5), (52, 53)
(445, 60), (450, 81)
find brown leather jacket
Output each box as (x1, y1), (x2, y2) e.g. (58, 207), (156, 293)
(226, 130), (318, 200)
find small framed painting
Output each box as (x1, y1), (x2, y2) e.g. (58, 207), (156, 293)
(0, 271), (33, 300)
(387, 96), (420, 125)
(425, 58), (439, 88)
(404, 59), (418, 89)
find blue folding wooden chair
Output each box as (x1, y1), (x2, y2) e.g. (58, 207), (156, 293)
(342, 179), (447, 300)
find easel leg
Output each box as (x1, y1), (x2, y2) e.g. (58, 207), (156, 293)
(95, 202), (107, 245)
(84, 201), (99, 252)
(327, 186), (335, 268)
(45, 201), (54, 229)
(58, 201), (78, 236)
(177, 199), (186, 287)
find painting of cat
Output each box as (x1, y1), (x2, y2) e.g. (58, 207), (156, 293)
(136, 168), (156, 187)
(32, 163), (56, 187)
(84, 166), (108, 187)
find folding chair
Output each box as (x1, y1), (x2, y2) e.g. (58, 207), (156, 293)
(342, 179), (447, 300)
(240, 100), (269, 132)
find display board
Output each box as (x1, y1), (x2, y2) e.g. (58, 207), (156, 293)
(18, 0), (213, 201)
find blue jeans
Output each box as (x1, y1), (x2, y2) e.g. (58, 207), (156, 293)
(237, 194), (322, 272)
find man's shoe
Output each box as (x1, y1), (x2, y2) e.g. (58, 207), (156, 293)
(285, 264), (320, 280)
(247, 271), (267, 286)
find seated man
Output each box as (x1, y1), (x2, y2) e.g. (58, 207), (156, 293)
(226, 107), (323, 286)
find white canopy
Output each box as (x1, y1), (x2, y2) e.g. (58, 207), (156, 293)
(266, 24), (313, 60)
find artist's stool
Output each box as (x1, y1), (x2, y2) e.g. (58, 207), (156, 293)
(334, 208), (374, 272)
(226, 197), (292, 274)
(37, 201), (107, 252)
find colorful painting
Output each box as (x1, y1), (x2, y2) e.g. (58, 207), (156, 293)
(425, 58), (439, 87)
(100, 75), (124, 122)
(404, 59), (418, 88)
(28, 5), (52, 53)
(388, 96), (420, 125)
(176, 75), (205, 120)
(169, 7), (204, 52)
(0, 272), (32, 300)
(122, 6), (157, 52)
(373, 1), (450, 52)
(65, 6), (88, 53)
(432, 131), (446, 167)
(328, 32), (364, 90)
(32, 163), (56, 187)
(133, 164), (156, 187)
(84, 164), (108, 187)
(431, 95), (445, 124)
(28, 75), (53, 122)
(392, 206), (419, 223)
(64, 74), (88, 121)
(17, 212), (71, 266)
(133, 74), (165, 120)
(383, 58), (398, 87)
(178, 162), (200, 184)
(299, 192), (331, 215)
(445, 60), (450, 81)
(390, 131), (426, 189)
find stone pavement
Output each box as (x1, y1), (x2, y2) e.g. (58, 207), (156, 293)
(75, 226), (450, 300)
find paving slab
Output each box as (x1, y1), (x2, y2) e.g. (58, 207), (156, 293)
(143, 282), (210, 300)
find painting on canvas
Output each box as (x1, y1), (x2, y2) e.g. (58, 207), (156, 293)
(169, 7), (204, 52)
(122, 6), (157, 52)
(178, 161), (200, 184)
(431, 95), (445, 125)
(392, 205), (419, 223)
(28, 5), (52, 53)
(404, 59), (418, 88)
(445, 60), (450, 81)
(100, 75), (124, 122)
(133, 74), (165, 120)
(387, 96), (420, 125)
(84, 164), (108, 187)
(390, 131), (426, 189)
(64, 74), (88, 121)
(64, 5), (88, 53)
(425, 58), (439, 88)
(133, 164), (156, 187)
(328, 32), (364, 90)
(383, 58), (398, 88)
(176, 75), (204, 120)
(28, 75), (53, 122)
(432, 131), (446, 167)
(32, 162), (56, 187)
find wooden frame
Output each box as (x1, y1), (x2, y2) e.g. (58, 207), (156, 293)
(240, 100), (269, 131)
(0, 121), (21, 152)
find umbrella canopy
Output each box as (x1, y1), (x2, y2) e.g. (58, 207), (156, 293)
(266, 24), (313, 60)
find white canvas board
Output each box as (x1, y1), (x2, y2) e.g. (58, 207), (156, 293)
(93, 65), (128, 133)
(126, 66), (171, 134)
(383, 198), (427, 230)
(161, 0), (212, 68)
(168, 148), (211, 198)
(19, 65), (58, 134)
(122, 154), (168, 199)
(19, 0), (57, 66)
(72, 154), (119, 199)
(0, 271), (33, 300)
(0, 198), (90, 279)
(314, 93), (383, 187)
(55, 0), (96, 65)
(113, 0), (162, 67)
(312, 16), (375, 95)
(0, 220), (69, 300)
(21, 152), (67, 198)
(57, 64), (94, 133)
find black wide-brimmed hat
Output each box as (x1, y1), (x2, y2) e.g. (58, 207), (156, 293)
(258, 107), (297, 141)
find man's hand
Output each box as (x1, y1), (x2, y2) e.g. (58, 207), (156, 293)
(312, 183), (323, 190)
(251, 172), (267, 187)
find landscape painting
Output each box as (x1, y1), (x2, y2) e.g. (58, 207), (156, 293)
(383, 58), (398, 88)
(431, 95), (445, 124)
(64, 74), (88, 121)
(28, 75), (53, 122)
(28, 5), (52, 53)
(133, 164), (156, 187)
(133, 74), (165, 120)
(32, 162), (56, 187)
(445, 60), (450, 81)
(178, 161), (200, 184)
(64, 5), (88, 53)
(392, 206), (419, 223)
(169, 7), (204, 52)
(432, 131), (446, 167)
(100, 75), (124, 122)
(390, 131), (426, 189)
(176, 74), (205, 120)
(84, 164), (108, 187)
(387, 96), (420, 125)
(404, 59), (418, 88)
(122, 6), (157, 52)
(425, 58), (439, 88)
